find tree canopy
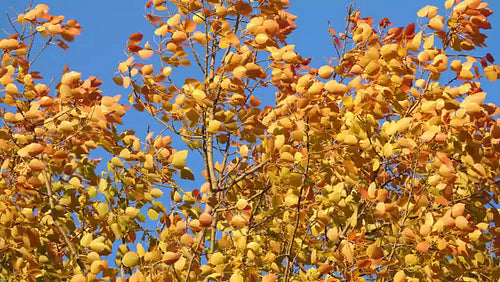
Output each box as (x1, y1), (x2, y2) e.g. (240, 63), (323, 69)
(1, 0), (500, 281)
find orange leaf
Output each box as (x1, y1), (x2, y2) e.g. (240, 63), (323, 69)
(129, 33), (143, 44)
(138, 49), (154, 59)
(415, 241), (430, 252)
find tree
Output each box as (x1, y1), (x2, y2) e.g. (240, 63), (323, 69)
(1, 0), (500, 281)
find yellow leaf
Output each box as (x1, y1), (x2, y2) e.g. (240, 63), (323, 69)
(318, 65), (334, 79)
(407, 31), (422, 51)
(96, 203), (108, 215)
(192, 89), (207, 104)
(342, 96), (353, 107)
(119, 148), (131, 159)
(365, 61), (380, 75)
(89, 237), (108, 252)
(397, 138), (417, 149)
(18, 143), (45, 157)
(327, 228), (339, 242)
(138, 49), (153, 59)
(110, 223), (121, 238)
(144, 251), (162, 263)
(164, 252), (180, 264)
(344, 134), (358, 145)
(428, 15), (444, 31)
(455, 215), (471, 231)
(417, 5), (438, 18)
(5, 83), (18, 95)
(123, 76), (131, 89)
(394, 270), (407, 282)
(461, 92), (486, 106)
(154, 25), (169, 36)
(423, 35), (434, 49)
(284, 193), (299, 207)
(110, 157), (124, 168)
(280, 151), (295, 162)
(420, 130), (438, 142)
(275, 134), (285, 149)
(484, 66), (498, 82)
(151, 188), (163, 198)
(405, 254), (418, 265)
(231, 215), (248, 227)
(71, 274), (86, 282)
(171, 31), (187, 43)
(209, 252), (225, 265)
(396, 117), (412, 132)
(147, 208), (159, 220)
(172, 150), (188, 169)
(167, 14), (181, 26)
(236, 199), (248, 210)
(340, 241), (354, 264)
(262, 273), (277, 282)
(255, 33), (269, 45)
(136, 243), (145, 257)
(325, 80), (348, 95)
(80, 233), (92, 247)
(459, 69), (474, 80)
(207, 120), (222, 133)
(122, 251), (140, 267)
(230, 272), (244, 282)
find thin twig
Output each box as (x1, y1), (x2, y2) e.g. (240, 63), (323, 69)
(284, 117), (310, 281)
(219, 160), (269, 192)
(42, 169), (88, 276)
(334, 2), (355, 81)
(184, 229), (207, 282)
(30, 37), (52, 65)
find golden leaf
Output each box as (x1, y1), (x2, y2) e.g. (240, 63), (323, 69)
(209, 252), (225, 265)
(318, 65), (334, 79)
(417, 5), (438, 18)
(5, 83), (18, 95)
(122, 251), (140, 267)
(394, 270), (407, 282)
(230, 272), (244, 282)
(171, 150), (188, 169)
(138, 49), (153, 59)
(428, 15), (444, 31)
(207, 120), (222, 133)
(167, 14), (181, 27)
(484, 66), (498, 81)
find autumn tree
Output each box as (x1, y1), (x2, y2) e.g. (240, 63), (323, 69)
(1, 0), (500, 281)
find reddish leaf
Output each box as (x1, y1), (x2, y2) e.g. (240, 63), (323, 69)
(485, 53), (495, 63)
(379, 17), (392, 28)
(404, 23), (415, 39)
(129, 33), (143, 45)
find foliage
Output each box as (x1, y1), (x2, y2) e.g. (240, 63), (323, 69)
(1, 0), (500, 281)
